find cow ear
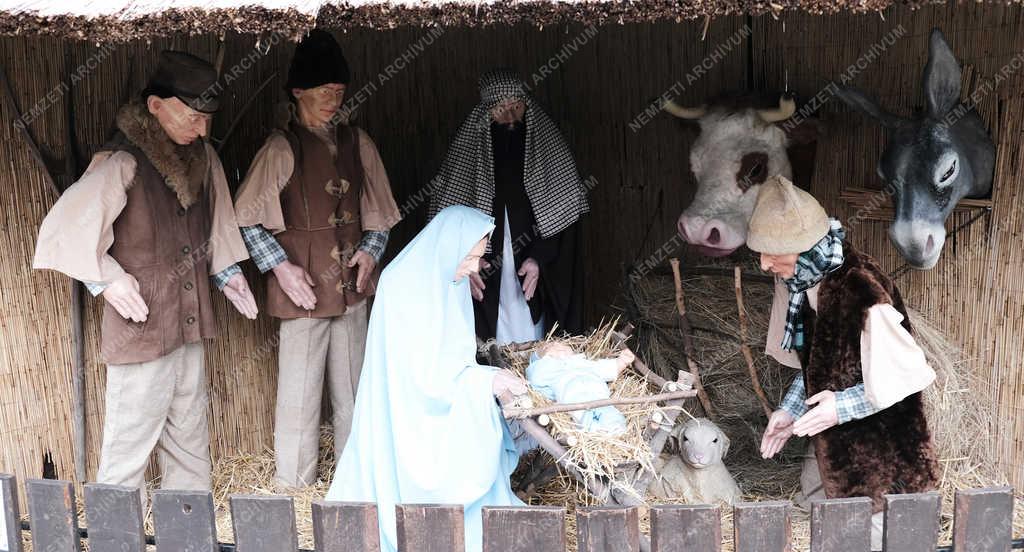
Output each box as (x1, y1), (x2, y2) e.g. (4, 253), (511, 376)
(833, 84), (903, 129)
(922, 28), (962, 117)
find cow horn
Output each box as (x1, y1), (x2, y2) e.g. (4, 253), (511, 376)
(662, 99), (707, 119)
(757, 96), (797, 123)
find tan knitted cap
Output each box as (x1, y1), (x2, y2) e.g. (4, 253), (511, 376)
(746, 175), (830, 255)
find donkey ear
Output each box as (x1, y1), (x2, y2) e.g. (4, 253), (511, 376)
(922, 28), (962, 117)
(832, 84), (902, 129)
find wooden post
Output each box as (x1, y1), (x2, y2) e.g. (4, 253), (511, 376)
(650, 504), (721, 552)
(230, 495), (299, 552)
(0, 474), (23, 552)
(152, 490), (217, 551)
(311, 501), (380, 552)
(482, 506), (565, 552)
(735, 266), (773, 417)
(952, 487), (1013, 552)
(395, 504), (464, 552)
(84, 483), (146, 552)
(577, 506), (641, 552)
(883, 492), (940, 552)
(809, 497), (872, 551)
(733, 501), (790, 552)
(25, 479), (81, 552)
(668, 258), (714, 417)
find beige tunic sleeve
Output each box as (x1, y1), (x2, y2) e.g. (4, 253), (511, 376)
(205, 143), (251, 275)
(32, 151), (134, 284)
(355, 128), (402, 232)
(234, 132), (294, 233)
(861, 303), (936, 409)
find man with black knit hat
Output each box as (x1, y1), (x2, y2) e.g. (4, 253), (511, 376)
(235, 29), (400, 488)
(34, 51), (257, 496)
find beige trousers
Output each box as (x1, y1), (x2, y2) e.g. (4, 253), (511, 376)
(96, 342), (211, 494)
(799, 443), (884, 551)
(274, 301), (368, 488)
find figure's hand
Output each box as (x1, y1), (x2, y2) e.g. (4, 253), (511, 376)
(616, 348), (636, 375)
(102, 273), (149, 323)
(346, 250), (377, 293)
(760, 409), (795, 459)
(792, 390), (839, 437)
(518, 258), (539, 301)
(223, 273), (258, 320)
(492, 369), (528, 397)
(469, 259), (489, 302)
(272, 260), (317, 310)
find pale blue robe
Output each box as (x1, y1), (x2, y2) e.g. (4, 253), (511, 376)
(326, 205), (524, 552)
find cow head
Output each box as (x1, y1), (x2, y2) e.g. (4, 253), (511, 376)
(834, 28), (994, 270)
(669, 94), (815, 257)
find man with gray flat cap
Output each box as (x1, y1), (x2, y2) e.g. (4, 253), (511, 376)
(34, 50), (256, 495)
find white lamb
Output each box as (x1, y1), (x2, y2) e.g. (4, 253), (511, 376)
(649, 417), (742, 505)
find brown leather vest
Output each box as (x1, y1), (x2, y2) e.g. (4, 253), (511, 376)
(266, 123), (369, 319)
(799, 243), (938, 512)
(99, 135), (217, 364)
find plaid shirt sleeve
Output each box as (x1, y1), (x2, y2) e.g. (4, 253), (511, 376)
(83, 281), (107, 296)
(210, 263), (242, 290)
(240, 225), (288, 273)
(779, 373), (809, 419)
(358, 230), (389, 263)
(834, 383), (881, 424)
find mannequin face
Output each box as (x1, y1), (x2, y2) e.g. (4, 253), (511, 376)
(538, 342), (574, 358)
(292, 83), (346, 127)
(454, 237), (488, 282)
(148, 96), (211, 145)
(490, 97), (525, 126)
(760, 252), (800, 279)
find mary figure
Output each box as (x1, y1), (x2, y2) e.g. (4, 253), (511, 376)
(326, 205), (527, 551)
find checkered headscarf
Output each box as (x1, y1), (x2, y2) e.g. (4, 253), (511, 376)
(781, 219), (846, 351)
(428, 69), (589, 238)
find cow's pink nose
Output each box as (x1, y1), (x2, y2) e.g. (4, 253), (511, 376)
(706, 227), (721, 245)
(677, 218), (691, 242)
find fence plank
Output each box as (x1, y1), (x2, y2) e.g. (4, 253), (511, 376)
(810, 497), (872, 552)
(482, 506), (565, 552)
(650, 504), (721, 552)
(153, 490), (217, 552)
(311, 501), (381, 552)
(395, 504), (464, 552)
(952, 487), (1014, 552)
(84, 483), (146, 552)
(883, 492), (940, 552)
(576, 506), (640, 552)
(230, 495), (298, 552)
(26, 479), (80, 552)
(733, 501), (790, 552)
(0, 474), (22, 552)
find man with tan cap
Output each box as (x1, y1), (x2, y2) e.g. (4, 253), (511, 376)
(752, 176), (938, 550)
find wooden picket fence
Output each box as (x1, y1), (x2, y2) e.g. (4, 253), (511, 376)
(0, 473), (1018, 551)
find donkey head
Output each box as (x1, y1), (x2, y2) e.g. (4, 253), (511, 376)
(834, 28), (994, 269)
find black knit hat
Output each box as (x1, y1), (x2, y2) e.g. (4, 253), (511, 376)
(142, 51), (221, 113)
(285, 30), (350, 90)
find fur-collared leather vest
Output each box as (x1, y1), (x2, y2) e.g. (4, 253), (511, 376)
(98, 103), (216, 364)
(266, 123), (369, 319)
(798, 242), (939, 511)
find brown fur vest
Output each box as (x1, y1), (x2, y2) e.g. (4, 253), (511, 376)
(799, 243), (939, 511)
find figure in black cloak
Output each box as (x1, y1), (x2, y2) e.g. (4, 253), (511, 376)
(429, 69), (589, 343)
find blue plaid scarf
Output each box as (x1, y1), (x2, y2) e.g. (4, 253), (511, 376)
(780, 219), (846, 351)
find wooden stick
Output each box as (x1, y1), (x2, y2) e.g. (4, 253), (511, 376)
(668, 258), (715, 417)
(502, 389), (697, 420)
(215, 72), (278, 154)
(735, 266), (774, 418)
(0, 64), (60, 197)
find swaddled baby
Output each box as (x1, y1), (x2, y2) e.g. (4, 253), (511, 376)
(525, 342), (635, 435)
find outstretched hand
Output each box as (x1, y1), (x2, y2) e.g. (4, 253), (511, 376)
(492, 369), (528, 397)
(518, 258), (539, 300)
(469, 259), (490, 302)
(760, 409), (795, 459)
(223, 273), (258, 320)
(792, 390), (839, 437)
(347, 250), (376, 293)
(273, 260), (317, 310)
